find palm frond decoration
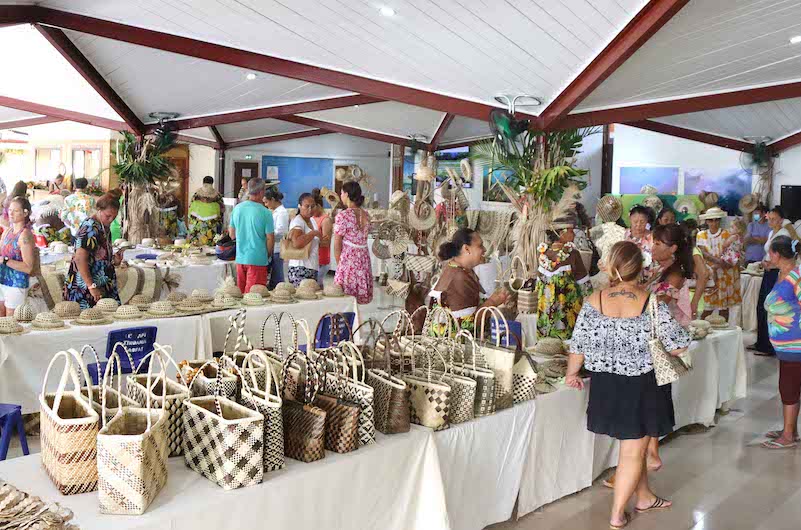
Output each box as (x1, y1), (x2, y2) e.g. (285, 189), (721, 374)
(112, 130), (177, 186)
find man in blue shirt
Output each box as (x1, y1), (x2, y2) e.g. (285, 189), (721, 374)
(229, 177), (274, 293)
(744, 204), (771, 264)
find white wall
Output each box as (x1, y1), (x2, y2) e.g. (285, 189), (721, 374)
(188, 144), (217, 193)
(225, 134), (391, 206)
(773, 143), (801, 207)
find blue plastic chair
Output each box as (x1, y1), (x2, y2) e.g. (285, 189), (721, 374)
(0, 404), (29, 460)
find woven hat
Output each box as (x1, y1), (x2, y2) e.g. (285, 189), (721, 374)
(409, 202), (436, 231)
(335, 167), (348, 181)
(249, 284), (269, 296)
(146, 300), (177, 317)
(699, 206), (726, 220)
(274, 282), (296, 296)
(640, 184), (658, 195)
(211, 293), (239, 308)
(698, 191), (719, 210)
(320, 186), (339, 207)
(295, 283), (319, 300)
(176, 297), (207, 313)
(270, 289), (296, 304)
(13, 303), (35, 323)
(31, 312), (68, 330)
(114, 305), (143, 320)
(298, 278), (321, 293)
(74, 308), (112, 326)
(113, 238), (134, 250)
(673, 197), (698, 217)
(51, 242), (69, 254)
(739, 194), (758, 214)
(53, 301), (81, 320)
(189, 255), (213, 266)
(242, 292), (266, 306)
(141, 238), (156, 248)
(533, 337), (565, 356)
(597, 195), (623, 223)
(174, 238), (188, 246)
(96, 298), (120, 314)
(129, 294), (153, 311)
(390, 190), (410, 209)
(0, 316), (26, 335)
(415, 156), (436, 182)
(323, 283), (345, 297)
(191, 289), (214, 303)
(222, 283), (243, 299)
(167, 291), (188, 303)
(642, 194), (663, 214)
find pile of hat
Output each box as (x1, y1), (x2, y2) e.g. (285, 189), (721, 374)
(271, 283), (296, 304)
(296, 279), (321, 300)
(688, 319), (711, 340)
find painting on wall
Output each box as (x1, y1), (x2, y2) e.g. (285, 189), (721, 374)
(684, 168), (752, 215)
(482, 167), (514, 203)
(266, 166), (279, 180)
(619, 166), (679, 194)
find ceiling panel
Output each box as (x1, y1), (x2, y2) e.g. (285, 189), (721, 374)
(577, 0), (801, 111)
(0, 107), (42, 125)
(180, 127), (216, 142)
(217, 119), (315, 142)
(36, 0), (647, 110)
(0, 25), (120, 120)
(653, 97), (801, 142)
(301, 101), (443, 140)
(440, 116), (490, 144)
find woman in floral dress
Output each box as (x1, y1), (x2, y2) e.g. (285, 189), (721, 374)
(63, 192), (122, 308)
(333, 182), (373, 304)
(187, 177), (224, 246)
(696, 207), (741, 319)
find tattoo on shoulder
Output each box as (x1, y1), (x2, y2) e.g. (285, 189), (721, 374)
(608, 289), (637, 300)
(20, 233), (34, 245)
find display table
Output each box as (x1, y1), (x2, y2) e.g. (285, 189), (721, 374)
(0, 315), (205, 414)
(198, 297), (360, 356)
(733, 274), (761, 333)
(0, 429), (449, 530)
(431, 400), (536, 530)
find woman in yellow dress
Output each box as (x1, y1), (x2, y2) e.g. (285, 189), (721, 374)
(696, 207), (741, 319)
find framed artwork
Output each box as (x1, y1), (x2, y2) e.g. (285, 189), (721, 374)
(482, 167), (514, 203)
(619, 166), (679, 194)
(684, 168), (752, 215)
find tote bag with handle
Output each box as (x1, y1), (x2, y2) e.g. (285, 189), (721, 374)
(281, 349), (327, 463)
(648, 295), (691, 386)
(311, 347), (361, 454)
(418, 337), (476, 425)
(401, 339), (452, 431)
(366, 328), (411, 434)
(260, 311), (302, 400)
(475, 306), (518, 410)
(75, 343), (139, 424)
(452, 330), (496, 417)
(326, 340), (377, 446)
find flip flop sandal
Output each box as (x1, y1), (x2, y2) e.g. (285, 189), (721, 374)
(610, 513), (631, 530)
(761, 439), (798, 449)
(765, 431), (801, 442)
(602, 477), (615, 489)
(636, 497), (672, 514)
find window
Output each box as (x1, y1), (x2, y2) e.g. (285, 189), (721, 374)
(71, 148), (102, 184)
(35, 148), (61, 180)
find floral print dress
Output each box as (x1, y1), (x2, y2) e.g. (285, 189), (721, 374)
(765, 266), (801, 359)
(64, 218), (119, 308)
(334, 208), (373, 304)
(535, 242), (590, 340)
(187, 196), (224, 246)
(696, 229), (742, 309)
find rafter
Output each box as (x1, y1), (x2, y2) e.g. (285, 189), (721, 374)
(429, 113), (455, 151)
(276, 116), (415, 146)
(539, 0), (689, 130)
(627, 120), (754, 153)
(0, 95), (130, 131)
(768, 130), (801, 154)
(35, 24), (145, 135)
(0, 5), (39, 25)
(209, 126), (225, 149)
(0, 116), (63, 130)
(226, 130), (332, 149)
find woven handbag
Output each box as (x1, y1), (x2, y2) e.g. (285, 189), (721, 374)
(415, 338), (476, 425)
(326, 341), (377, 446)
(281, 349), (327, 463)
(517, 278), (538, 315)
(475, 307), (518, 410)
(648, 295), (691, 386)
(366, 328), (411, 434)
(127, 344), (190, 457)
(39, 350), (100, 495)
(222, 309), (267, 392)
(401, 339), (452, 431)
(512, 351), (539, 404)
(405, 254), (437, 274)
(452, 330), (496, 417)
(75, 343), (139, 423)
(311, 348), (360, 454)
(280, 236), (311, 261)
(260, 312), (302, 400)
(97, 346), (169, 514)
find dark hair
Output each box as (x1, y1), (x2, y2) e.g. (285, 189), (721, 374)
(96, 189), (122, 211)
(771, 205), (784, 218)
(653, 223), (694, 279)
(575, 203), (591, 228)
(9, 196), (31, 222)
(203, 176), (214, 185)
(264, 189), (283, 202)
(298, 192), (314, 208)
(10, 181), (27, 199)
(342, 181), (365, 207)
(311, 188), (323, 207)
(438, 228), (476, 261)
(659, 261), (685, 282)
(754, 203), (767, 213)
(629, 204), (655, 226)
(770, 235), (798, 260)
(656, 207), (676, 224)
(75, 178), (88, 190)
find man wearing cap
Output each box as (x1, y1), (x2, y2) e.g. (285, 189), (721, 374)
(744, 204), (770, 264)
(229, 177), (274, 294)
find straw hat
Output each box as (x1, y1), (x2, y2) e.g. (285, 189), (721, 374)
(174, 238), (188, 246)
(167, 291), (188, 303)
(739, 194), (758, 215)
(146, 301), (177, 317)
(270, 289), (296, 304)
(222, 283), (244, 299)
(129, 294), (153, 312)
(298, 278), (321, 293)
(274, 282), (296, 296)
(699, 206), (727, 220)
(249, 284), (269, 297)
(191, 289), (214, 303)
(242, 292), (266, 306)
(597, 195), (623, 223)
(189, 255), (213, 266)
(74, 308), (112, 326)
(211, 293), (239, 309)
(114, 305), (144, 321)
(323, 283), (345, 297)
(95, 298), (120, 314)
(113, 239), (134, 250)
(390, 190), (410, 209)
(642, 194), (663, 214)
(320, 186), (339, 207)
(0, 317), (26, 335)
(640, 184), (658, 195)
(50, 242), (69, 254)
(533, 337), (565, 357)
(13, 303), (35, 323)
(295, 283), (320, 300)
(415, 156), (436, 182)
(335, 167), (348, 181)
(141, 238), (156, 248)
(31, 312), (68, 330)
(176, 297), (207, 313)
(673, 197), (698, 217)
(698, 191), (719, 210)
(409, 202), (436, 231)
(53, 301), (81, 320)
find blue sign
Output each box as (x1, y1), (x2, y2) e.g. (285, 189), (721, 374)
(106, 326), (158, 367)
(490, 319), (522, 348)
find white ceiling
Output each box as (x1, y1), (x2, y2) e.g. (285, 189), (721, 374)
(440, 116), (491, 145)
(0, 106), (42, 126)
(576, 0), (801, 112)
(179, 127), (217, 142)
(301, 101), (444, 140)
(217, 118), (315, 142)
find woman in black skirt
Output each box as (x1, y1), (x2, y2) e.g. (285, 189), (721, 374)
(566, 241), (691, 529)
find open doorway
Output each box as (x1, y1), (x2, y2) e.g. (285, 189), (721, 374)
(234, 161), (259, 199)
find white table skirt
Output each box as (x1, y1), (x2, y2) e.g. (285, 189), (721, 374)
(733, 274), (761, 333)
(198, 297), (360, 356)
(0, 429), (450, 530)
(0, 315), (205, 414)
(431, 401), (536, 530)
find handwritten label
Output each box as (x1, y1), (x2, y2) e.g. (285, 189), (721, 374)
(106, 326), (158, 365)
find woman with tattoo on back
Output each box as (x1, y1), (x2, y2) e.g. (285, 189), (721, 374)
(0, 196), (37, 316)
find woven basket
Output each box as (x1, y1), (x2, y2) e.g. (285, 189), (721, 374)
(242, 293), (266, 306)
(597, 195), (623, 223)
(191, 289), (214, 302)
(96, 298), (120, 314)
(167, 291), (188, 303)
(54, 301), (81, 320)
(0, 316), (25, 335)
(74, 308), (112, 326)
(31, 312), (68, 330)
(13, 303), (35, 323)
(249, 284), (269, 296)
(115, 305), (144, 320)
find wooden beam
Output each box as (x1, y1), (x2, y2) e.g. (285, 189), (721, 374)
(35, 8), (506, 122)
(539, 0), (689, 130)
(627, 120), (754, 152)
(0, 116), (63, 130)
(35, 24), (145, 135)
(428, 113), (455, 151)
(175, 134), (219, 149)
(555, 81), (801, 130)
(209, 126), (225, 149)
(0, 5), (40, 25)
(276, 115), (414, 146)
(225, 129), (332, 149)
(149, 95), (384, 132)
(0, 95), (130, 131)
(769, 130), (801, 154)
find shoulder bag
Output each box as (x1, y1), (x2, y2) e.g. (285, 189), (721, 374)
(282, 347), (327, 463)
(452, 330), (496, 416)
(366, 328), (411, 434)
(475, 306), (518, 410)
(401, 339), (452, 431)
(280, 224), (312, 260)
(648, 295), (691, 386)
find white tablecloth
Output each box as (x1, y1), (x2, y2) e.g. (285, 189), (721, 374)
(0, 315), (205, 414)
(732, 274), (761, 333)
(0, 429), (449, 530)
(198, 297), (360, 356)
(431, 401), (536, 530)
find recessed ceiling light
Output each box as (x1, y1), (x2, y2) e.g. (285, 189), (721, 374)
(354, 105), (360, 109)
(791, 35), (801, 44)
(246, 72), (257, 80)
(379, 6), (396, 17)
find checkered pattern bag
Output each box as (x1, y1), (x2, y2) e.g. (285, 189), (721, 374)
(475, 307), (518, 410)
(413, 338), (476, 425)
(512, 353), (539, 404)
(401, 340), (451, 431)
(323, 341), (376, 446)
(126, 344), (190, 457)
(181, 359), (238, 400)
(260, 312), (303, 400)
(75, 343), (139, 424)
(282, 349), (327, 463)
(451, 330), (497, 416)
(97, 346), (169, 514)
(365, 328), (410, 435)
(39, 350), (100, 495)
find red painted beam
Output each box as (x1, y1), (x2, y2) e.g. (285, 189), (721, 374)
(0, 5), (40, 25)
(35, 8), (507, 122)
(225, 129), (332, 149)
(35, 24), (145, 135)
(209, 126), (225, 149)
(555, 81), (801, 130)
(149, 95), (384, 132)
(277, 115), (414, 146)
(0, 95), (130, 131)
(429, 113), (455, 151)
(627, 120), (754, 153)
(539, 0), (689, 130)
(769, 130), (801, 154)
(0, 116), (63, 130)
(175, 134), (220, 149)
